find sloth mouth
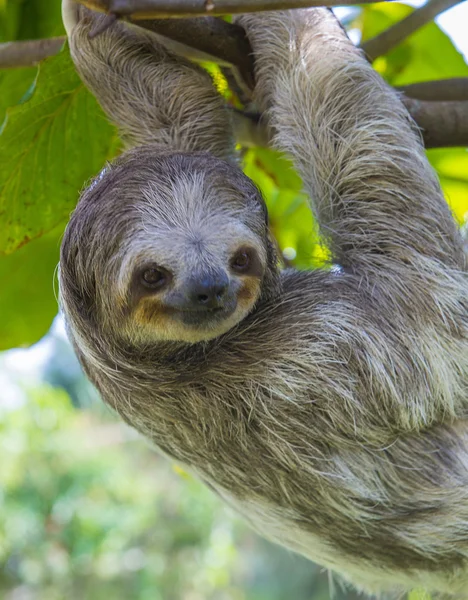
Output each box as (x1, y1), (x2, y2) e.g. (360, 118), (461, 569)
(169, 303), (236, 327)
(175, 306), (224, 313)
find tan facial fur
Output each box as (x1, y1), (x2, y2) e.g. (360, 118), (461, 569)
(131, 275), (262, 343)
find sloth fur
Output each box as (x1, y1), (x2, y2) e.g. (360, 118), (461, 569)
(59, 4), (468, 597)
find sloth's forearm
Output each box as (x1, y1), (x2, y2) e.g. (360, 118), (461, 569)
(239, 9), (464, 272)
(69, 9), (235, 159)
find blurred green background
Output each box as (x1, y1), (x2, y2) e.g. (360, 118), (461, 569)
(0, 0), (467, 597)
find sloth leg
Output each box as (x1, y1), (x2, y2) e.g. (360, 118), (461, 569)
(63, 0), (235, 160)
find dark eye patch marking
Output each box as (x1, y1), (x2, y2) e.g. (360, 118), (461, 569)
(230, 247), (263, 278)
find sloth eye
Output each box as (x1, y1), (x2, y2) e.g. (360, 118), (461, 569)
(140, 267), (169, 289)
(231, 249), (251, 272)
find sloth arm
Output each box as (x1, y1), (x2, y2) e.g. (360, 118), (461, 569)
(237, 9), (466, 275)
(64, 4), (235, 161)
(236, 9), (467, 428)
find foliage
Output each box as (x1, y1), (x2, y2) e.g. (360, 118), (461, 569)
(0, 46), (118, 254)
(0, 0), (467, 350)
(408, 590), (432, 600)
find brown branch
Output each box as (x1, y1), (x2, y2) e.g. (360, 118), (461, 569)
(133, 17), (255, 88)
(79, 0), (389, 18)
(397, 78), (468, 102)
(403, 98), (468, 148)
(361, 0), (464, 62)
(0, 20), (252, 85)
(0, 37), (65, 68)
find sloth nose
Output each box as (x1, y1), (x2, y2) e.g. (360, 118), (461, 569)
(188, 273), (229, 309)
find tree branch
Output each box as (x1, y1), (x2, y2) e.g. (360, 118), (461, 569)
(0, 37), (65, 68)
(133, 17), (255, 88)
(0, 20), (252, 83)
(361, 0), (464, 62)
(403, 98), (468, 148)
(79, 0), (388, 18)
(397, 78), (468, 102)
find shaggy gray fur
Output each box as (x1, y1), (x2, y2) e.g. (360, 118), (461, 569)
(60, 5), (468, 597)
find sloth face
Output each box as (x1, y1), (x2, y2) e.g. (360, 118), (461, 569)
(122, 209), (268, 343)
(60, 150), (274, 345)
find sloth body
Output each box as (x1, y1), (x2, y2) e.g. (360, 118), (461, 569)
(60, 4), (468, 596)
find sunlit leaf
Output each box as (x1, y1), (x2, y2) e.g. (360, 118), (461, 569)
(408, 589), (432, 600)
(243, 148), (325, 268)
(0, 45), (117, 255)
(359, 3), (468, 85)
(428, 148), (468, 223)
(0, 222), (64, 350)
(252, 147), (303, 192)
(0, 0), (22, 41)
(15, 0), (65, 39)
(0, 66), (38, 124)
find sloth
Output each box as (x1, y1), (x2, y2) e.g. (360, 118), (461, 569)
(59, 2), (468, 596)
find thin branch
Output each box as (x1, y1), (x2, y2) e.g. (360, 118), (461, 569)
(361, 0), (463, 62)
(0, 37), (65, 69)
(403, 98), (468, 148)
(79, 0), (389, 18)
(397, 78), (468, 102)
(0, 20), (252, 82)
(133, 17), (255, 87)
(134, 18), (244, 66)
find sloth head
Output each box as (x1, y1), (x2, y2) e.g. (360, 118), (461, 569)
(60, 148), (279, 345)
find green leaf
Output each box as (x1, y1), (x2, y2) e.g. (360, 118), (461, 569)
(0, 221), (65, 350)
(408, 589), (432, 600)
(427, 148), (468, 224)
(359, 3), (468, 85)
(252, 147), (303, 192)
(0, 0), (22, 42)
(0, 45), (118, 255)
(243, 148), (325, 269)
(0, 66), (38, 124)
(16, 0), (65, 40)
(393, 21), (468, 86)
(1, 0), (64, 42)
(360, 3), (413, 44)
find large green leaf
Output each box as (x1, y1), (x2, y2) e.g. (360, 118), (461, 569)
(15, 0), (65, 40)
(0, 66), (38, 124)
(1, 0), (64, 42)
(0, 45), (117, 255)
(359, 3), (468, 85)
(428, 148), (468, 223)
(243, 148), (326, 269)
(408, 589), (431, 600)
(0, 221), (65, 350)
(0, 0), (22, 42)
